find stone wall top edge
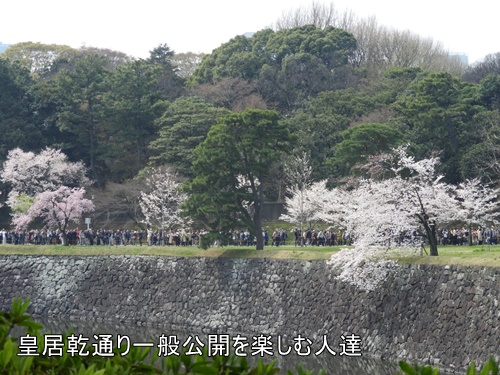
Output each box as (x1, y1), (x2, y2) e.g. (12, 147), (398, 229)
(0, 254), (499, 273)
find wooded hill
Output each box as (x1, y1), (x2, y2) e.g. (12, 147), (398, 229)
(1, 20), (500, 228)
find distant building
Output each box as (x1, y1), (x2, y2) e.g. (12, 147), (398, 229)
(449, 52), (469, 65)
(0, 43), (12, 53)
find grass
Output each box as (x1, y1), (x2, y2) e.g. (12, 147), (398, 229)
(396, 243), (500, 267)
(0, 243), (340, 260)
(0, 243), (499, 266)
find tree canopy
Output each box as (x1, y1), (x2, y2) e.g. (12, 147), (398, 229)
(333, 122), (405, 171)
(148, 96), (229, 174)
(1, 25), (500, 235)
(183, 109), (294, 250)
(190, 25), (357, 112)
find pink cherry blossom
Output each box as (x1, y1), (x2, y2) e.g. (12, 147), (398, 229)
(13, 186), (94, 245)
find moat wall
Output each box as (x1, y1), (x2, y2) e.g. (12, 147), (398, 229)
(0, 255), (498, 370)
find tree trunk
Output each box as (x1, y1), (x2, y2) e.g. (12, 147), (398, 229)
(87, 101), (98, 185)
(254, 182), (264, 250)
(417, 212), (439, 256)
(254, 202), (264, 250)
(425, 221), (439, 256)
(137, 139), (142, 171)
(429, 231), (439, 256)
(255, 226), (264, 250)
(468, 224), (473, 246)
(61, 231), (68, 246)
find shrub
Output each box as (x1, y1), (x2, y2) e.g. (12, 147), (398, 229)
(0, 298), (325, 374)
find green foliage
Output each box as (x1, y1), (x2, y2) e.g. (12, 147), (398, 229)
(183, 109), (294, 250)
(477, 74), (500, 110)
(148, 97), (229, 174)
(4, 33), (500, 196)
(393, 71), (484, 183)
(50, 47), (184, 184)
(398, 358), (499, 375)
(397, 361), (440, 375)
(191, 25), (357, 112)
(466, 358), (499, 375)
(148, 44), (176, 70)
(284, 65), (422, 182)
(8, 193), (36, 216)
(333, 122), (405, 171)
(102, 59), (164, 180)
(0, 58), (45, 160)
(384, 67), (422, 81)
(0, 298), (327, 374)
(0, 298), (43, 347)
(284, 90), (362, 180)
(54, 54), (110, 184)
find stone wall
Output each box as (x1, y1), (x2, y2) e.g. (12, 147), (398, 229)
(0, 255), (498, 370)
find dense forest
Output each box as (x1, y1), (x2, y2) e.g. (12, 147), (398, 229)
(1, 6), (500, 229)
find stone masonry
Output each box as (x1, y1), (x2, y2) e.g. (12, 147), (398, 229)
(0, 255), (499, 370)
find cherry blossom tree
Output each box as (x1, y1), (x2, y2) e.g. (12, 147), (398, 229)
(278, 145), (500, 290)
(388, 146), (460, 256)
(283, 152), (313, 192)
(456, 178), (499, 245)
(139, 167), (188, 234)
(326, 247), (400, 291)
(323, 177), (437, 290)
(326, 146), (459, 255)
(1, 147), (92, 223)
(317, 178), (421, 291)
(318, 146), (498, 256)
(280, 180), (330, 237)
(13, 187), (94, 245)
(329, 180), (416, 248)
(310, 178), (408, 291)
(322, 147), (499, 290)
(1, 147), (91, 197)
(280, 153), (314, 241)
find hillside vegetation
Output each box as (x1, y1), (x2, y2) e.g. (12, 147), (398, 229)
(1, 9), (500, 232)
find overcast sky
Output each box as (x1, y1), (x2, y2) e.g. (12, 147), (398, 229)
(2, 0), (498, 64)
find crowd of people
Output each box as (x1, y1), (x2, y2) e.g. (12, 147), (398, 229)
(290, 228), (351, 246)
(233, 228), (350, 247)
(0, 228), (201, 246)
(0, 227), (363, 247)
(0, 226), (498, 247)
(438, 227), (499, 246)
